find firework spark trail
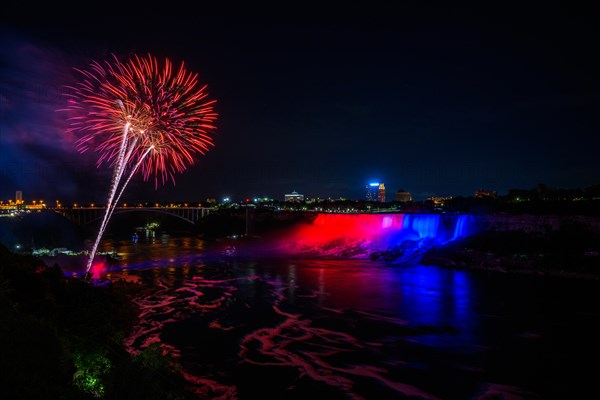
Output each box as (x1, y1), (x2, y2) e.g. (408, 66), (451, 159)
(63, 53), (218, 277)
(86, 125), (143, 274)
(89, 140), (152, 275)
(108, 145), (153, 220)
(85, 122), (132, 274)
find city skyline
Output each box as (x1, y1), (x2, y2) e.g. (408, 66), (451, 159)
(1, 4), (599, 202)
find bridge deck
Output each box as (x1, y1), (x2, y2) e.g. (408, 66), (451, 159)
(52, 206), (213, 225)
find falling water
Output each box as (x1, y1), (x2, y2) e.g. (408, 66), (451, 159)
(452, 214), (472, 240)
(278, 213), (476, 263)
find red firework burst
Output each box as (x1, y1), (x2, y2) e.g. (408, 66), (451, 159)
(64, 53), (217, 186)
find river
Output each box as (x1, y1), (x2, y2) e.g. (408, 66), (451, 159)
(93, 234), (600, 399)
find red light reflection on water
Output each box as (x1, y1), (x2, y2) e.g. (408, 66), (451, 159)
(90, 260), (107, 280)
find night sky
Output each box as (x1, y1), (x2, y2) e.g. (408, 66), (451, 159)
(1, 4), (599, 203)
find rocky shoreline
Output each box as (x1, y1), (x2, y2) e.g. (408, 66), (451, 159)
(420, 227), (600, 280)
(421, 252), (600, 280)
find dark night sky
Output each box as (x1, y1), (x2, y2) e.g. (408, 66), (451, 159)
(1, 3), (599, 202)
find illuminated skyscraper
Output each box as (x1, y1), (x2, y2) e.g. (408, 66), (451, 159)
(366, 182), (379, 201)
(15, 191), (23, 203)
(377, 183), (386, 203)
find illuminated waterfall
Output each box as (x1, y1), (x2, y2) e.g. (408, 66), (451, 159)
(282, 213), (476, 263)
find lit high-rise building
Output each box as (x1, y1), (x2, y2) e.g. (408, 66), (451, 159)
(366, 182), (379, 201)
(377, 183), (386, 203)
(15, 191), (23, 203)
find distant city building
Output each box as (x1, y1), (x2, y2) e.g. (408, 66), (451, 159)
(285, 191), (304, 202)
(475, 189), (498, 198)
(428, 196), (453, 209)
(366, 182), (380, 201)
(15, 191), (22, 202)
(395, 189), (412, 202)
(377, 183), (386, 203)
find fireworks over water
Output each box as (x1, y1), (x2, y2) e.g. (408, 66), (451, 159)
(63, 53), (217, 276)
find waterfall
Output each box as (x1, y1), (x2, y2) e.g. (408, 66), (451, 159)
(452, 214), (471, 240)
(282, 213), (475, 263)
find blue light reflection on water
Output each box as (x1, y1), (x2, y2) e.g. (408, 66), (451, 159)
(268, 260), (476, 350)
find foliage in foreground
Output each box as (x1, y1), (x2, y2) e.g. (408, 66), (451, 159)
(0, 243), (192, 399)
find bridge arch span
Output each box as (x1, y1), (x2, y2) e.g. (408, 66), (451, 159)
(52, 207), (212, 226)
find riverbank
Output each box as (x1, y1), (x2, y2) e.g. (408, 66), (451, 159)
(420, 227), (600, 280)
(0, 243), (194, 399)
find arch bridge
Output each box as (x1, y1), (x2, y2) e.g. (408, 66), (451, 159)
(52, 206), (213, 225)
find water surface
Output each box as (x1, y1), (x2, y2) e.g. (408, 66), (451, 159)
(101, 236), (600, 399)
